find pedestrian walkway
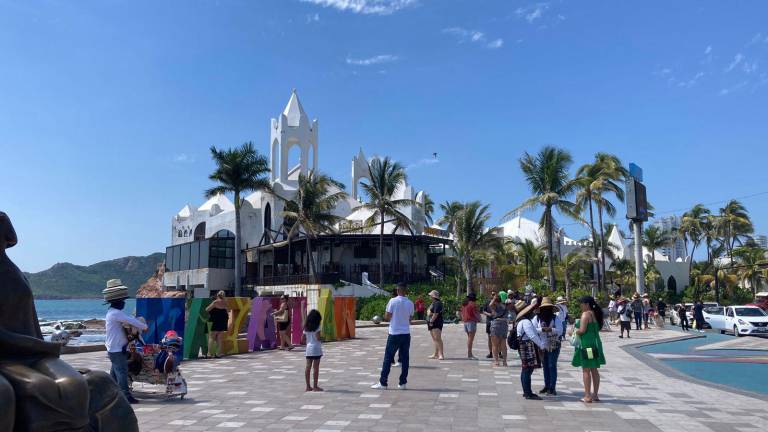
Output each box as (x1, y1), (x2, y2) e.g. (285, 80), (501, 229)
(63, 325), (768, 431)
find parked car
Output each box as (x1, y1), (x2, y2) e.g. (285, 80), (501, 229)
(704, 305), (768, 337)
(747, 291), (768, 312)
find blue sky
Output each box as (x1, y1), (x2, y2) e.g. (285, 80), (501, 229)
(2, 0), (768, 272)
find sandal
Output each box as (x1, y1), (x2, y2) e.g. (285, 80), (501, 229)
(580, 398), (593, 403)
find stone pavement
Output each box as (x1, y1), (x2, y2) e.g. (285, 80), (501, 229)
(63, 325), (768, 432)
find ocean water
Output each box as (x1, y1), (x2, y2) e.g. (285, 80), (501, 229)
(35, 299), (137, 322)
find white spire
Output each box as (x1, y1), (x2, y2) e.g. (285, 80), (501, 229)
(282, 89), (308, 127)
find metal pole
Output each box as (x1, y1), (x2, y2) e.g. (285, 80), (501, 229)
(634, 220), (645, 295)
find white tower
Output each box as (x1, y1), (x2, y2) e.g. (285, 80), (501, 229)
(270, 90), (318, 183)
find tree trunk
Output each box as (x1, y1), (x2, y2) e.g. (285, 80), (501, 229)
(587, 195), (601, 295)
(306, 233), (316, 278)
(597, 202), (608, 294)
(287, 232), (292, 276)
(688, 241), (698, 282)
(464, 256), (473, 296)
(379, 209), (385, 286)
(233, 191), (242, 297)
(545, 206), (557, 292)
(565, 272), (571, 302)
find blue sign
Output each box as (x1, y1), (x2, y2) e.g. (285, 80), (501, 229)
(629, 163), (643, 182)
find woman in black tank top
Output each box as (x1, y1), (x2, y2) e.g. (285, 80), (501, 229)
(205, 291), (229, 358)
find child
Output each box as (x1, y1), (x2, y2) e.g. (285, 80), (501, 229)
(301, 309), (323, 392)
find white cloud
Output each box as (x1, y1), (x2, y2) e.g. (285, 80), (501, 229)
(704, 45), (712, 55)
(719, 80), (749, 96)
(515, 3), (550, 23)
(306, 13), (320, 22)
(443, 27), (504, 49)
(173, 153), (194, 163)
(677, 71), (704, 88)
(346, 54), (399, 66)
(725, 53), (744, 72)
(300, 0), (417, 15)
(406, 157), (439, 170)
(743, 60), (759, 74)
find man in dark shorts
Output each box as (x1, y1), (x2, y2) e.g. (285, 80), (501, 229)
(482, 291), (496, 358)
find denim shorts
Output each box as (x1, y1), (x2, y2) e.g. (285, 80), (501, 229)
(464, 321), (477, 333)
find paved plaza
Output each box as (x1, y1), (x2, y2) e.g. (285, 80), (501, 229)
(64, 325), (768, 432)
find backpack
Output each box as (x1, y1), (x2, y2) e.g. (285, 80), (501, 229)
(507, 324), (520, 350)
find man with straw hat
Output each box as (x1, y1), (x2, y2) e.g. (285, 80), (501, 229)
(103, 279), (148, 404)
(532, 298), (564, 396)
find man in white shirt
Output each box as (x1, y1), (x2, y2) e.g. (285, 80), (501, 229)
(372, 282), (414, 390)
(103, 279), (148, 404)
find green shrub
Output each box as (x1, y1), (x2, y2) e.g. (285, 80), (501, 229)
(357, 296), (390, 321)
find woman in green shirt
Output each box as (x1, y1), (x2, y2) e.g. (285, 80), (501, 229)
(571, 296), (606, 403)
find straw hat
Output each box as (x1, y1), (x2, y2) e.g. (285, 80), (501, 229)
(513, 300), (527, 312)
(556, 296), (567, 304)
(428, 290), (440, 300)
(538, 297), (557, 310)
(515, 301), (538, 322)
(102, 279), (129, 302)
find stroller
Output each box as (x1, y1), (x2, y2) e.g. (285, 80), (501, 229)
(127, 330), (188, 400)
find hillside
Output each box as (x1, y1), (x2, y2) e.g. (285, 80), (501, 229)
(26, 253), (166, 299)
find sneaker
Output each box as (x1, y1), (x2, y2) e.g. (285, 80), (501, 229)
(397, 384), (407, 390)
(392, 362), (400, 367)
(524, 394), (542, 400)
(538, 388), (549, 394)
(486, 353), (493, 358)
(370, 382), (388, 390)
(126, 395), (140, 404)
(547, 390), (558, 396)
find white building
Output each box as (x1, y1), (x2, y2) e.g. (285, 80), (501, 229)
(652, 216), (686, 261)
(164, 91), (450, 297)
(754, 234), (768, 249)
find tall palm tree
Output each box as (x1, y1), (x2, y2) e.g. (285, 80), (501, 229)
(357, 157), (414, 285)
(591, 153), (627, 293)
(454, 201), (500, 295)
(642, 225), (671, 265)
(717, 200), (754, 265)
(421, 193), (435, 226)
(206, 142), (271, 296)
(610, 258), (635, 292)
(679, 204), (711, 276)
(574, 162), (602, 293)
(282, 171), (348, 277)
(437, 201), (464, 235)
(508, 146), (579, 292)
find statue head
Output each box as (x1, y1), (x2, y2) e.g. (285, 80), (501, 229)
(0, 212), (18, 250)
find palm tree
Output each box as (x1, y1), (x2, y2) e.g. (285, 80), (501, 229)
(206, 142), (271, 296)
(591, 154), (627, 293)
(510, 238), (545, 281)
(282, 171), (348, 277)
(733, 246), (767, 295)
(437, 201), (464, 235)
(610, 258), (635, 293)
(642, 225), (671, 265)
(561, 249), (589, 301)
(644, 262), (661, 292)
(717, 200), (754, 265)
(421, 193), (435, 226)
(679, 204), (711, 276)
(357, 157), (414, 285)
(509, 146), (579, 292)
(454, 201), (500, 295)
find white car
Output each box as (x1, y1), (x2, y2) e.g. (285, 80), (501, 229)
(704, 306), (768, 337)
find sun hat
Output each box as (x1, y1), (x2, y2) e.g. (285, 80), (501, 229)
(513, 300), (527, 313)
(538, 297), (557, 310)
(428, 290), (440, 299)
(555, 296), (567, 304)
(515, 301), (538, 322)
(102, 279), (129, 303)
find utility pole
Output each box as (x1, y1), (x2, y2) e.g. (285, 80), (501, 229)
(626, 163), (648, 295)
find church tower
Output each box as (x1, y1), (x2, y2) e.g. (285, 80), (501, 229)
(270, 90), (319, 184)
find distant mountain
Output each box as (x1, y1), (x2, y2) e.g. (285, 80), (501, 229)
(25, 253), (166, 299)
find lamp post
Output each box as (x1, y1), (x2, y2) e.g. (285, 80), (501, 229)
(627, 163), (648, 295)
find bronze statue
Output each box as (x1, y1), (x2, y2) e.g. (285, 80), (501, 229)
(0, 212), (139, 432)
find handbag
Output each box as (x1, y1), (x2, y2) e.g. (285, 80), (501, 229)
(569, 334), (581, 349)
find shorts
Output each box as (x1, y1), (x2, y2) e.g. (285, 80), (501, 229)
(278, 322), (290, 331)
(485, 320), (491, 334)
(306, 355), (322, 360)
(464, 321), (477, 333)
(620, 321), (631, 331)
(428, 321), (443, 331)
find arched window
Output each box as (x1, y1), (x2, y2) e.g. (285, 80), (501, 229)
(193, 222), (206, 241)
(213, 229), (235, 238)
(177, 230), (183, 238)
(264, 203), (272, 233)
(667, 276), (677, 293)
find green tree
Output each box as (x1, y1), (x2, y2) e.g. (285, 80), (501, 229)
(421, 193), (435, 226)
(437, 201), (464, 235)
(206, 142), (271, 296)
(454, 201), (500, 295)
(717, 200), (754, 265)
(733, 246), (767, 296)
(357, 157), (414, 285)
(282, 171), (348, 277)
(642, 225), (671, 265)
(510, 238), (545, 281)
(509, 146), (579, 292)
(679, 204), (711, 277)
(610, 258), (635, 291)
(561, 249), (590, 301)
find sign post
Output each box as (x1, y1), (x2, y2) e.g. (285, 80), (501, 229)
(626, 164), (648, 295)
